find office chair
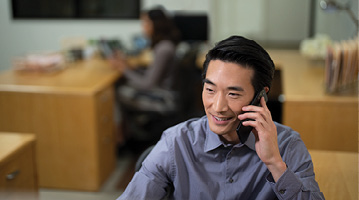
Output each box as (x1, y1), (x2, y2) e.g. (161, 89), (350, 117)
(117, 45), (202, 152)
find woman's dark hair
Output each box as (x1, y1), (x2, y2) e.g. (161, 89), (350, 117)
(202, 35), (275, 94)
(145, 8), (181, 47)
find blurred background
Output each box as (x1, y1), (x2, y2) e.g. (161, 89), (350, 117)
(0, 0), (357, 70)
(0, 0), (357, 200)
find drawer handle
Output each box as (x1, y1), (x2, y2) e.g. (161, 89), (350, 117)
(6, 170), (20, 180)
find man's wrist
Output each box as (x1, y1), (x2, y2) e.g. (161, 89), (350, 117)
(267, 160), (287, 182)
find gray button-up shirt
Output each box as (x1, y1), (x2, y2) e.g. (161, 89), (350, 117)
(118, 116), (324, 200)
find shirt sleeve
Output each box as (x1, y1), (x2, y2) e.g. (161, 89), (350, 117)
(266, 137), (325, 200)
(124, 41), (175, 89)
(117, 132), (174, 200)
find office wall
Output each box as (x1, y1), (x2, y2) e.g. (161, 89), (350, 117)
(0, 0), (211, 71)
(142, 0), (210, 11)
(315, 0), (358, 41)
(0, 0), (142, 72)
(211, 0), (358, 47)
(211, 0), (311, 47)
(0, 0), (357, 71)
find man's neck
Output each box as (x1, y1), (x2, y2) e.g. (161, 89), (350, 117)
(219, 133), (240, 145)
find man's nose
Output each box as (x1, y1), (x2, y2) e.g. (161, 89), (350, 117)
(213, 93), (228, 112)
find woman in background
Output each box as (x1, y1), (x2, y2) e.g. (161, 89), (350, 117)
(109, 7), (181, 152)
(110, 8), (181, 90)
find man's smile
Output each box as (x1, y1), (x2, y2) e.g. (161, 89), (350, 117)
(211, 114), (235, 124)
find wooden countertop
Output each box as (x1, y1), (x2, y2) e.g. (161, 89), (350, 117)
(309, 149), (358, 200)
(0, 59), (120, 95)
(0, 133), (36, 165)
(268, 49), (357, 103)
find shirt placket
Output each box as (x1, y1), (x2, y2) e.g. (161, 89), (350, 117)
(224, 147), (237, 199)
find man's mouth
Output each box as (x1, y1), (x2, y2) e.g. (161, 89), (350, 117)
(213, 115), (233, 121)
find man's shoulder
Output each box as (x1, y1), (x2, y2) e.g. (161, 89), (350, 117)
(275, 122), (304, 148)
(163, 116), (208, 142)
(275, 122), (300, 138)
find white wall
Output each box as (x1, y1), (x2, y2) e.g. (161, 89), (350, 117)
(0, 0), (141, 71)
(142, 0), (210, 11)
(211, 0), (267, 43)
(210, 0), (358, 46)
(0, 0), (211, 71)
(0, 0), (357, 71)
(315, 0), (358, 41)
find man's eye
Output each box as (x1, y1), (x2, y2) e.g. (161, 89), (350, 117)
(229, 93), (240, 97)
(206, 88), (214, 93)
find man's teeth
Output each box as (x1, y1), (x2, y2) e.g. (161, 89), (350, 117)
(214, 116), (231, 121)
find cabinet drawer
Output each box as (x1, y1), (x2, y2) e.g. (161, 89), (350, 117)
(0, 145), (37, 200)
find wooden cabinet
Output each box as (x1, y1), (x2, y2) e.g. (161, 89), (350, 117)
(0, 133), (38, 200)
(0, 59), (120, 191)
(268, 50), (358, 152)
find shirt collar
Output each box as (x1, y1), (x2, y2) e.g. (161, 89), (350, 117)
(204, 120), (223, 152)
(204, 117), (256, 152)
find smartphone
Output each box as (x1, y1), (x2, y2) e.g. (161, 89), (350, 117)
(236, 89), (268, 144)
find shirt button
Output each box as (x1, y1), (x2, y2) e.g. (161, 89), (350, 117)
(229, 178), (234, 183)
(279, 189), (286, 194)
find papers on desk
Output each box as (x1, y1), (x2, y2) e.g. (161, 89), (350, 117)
(13, 53), (65, 73)
(325, 37), (358, 93)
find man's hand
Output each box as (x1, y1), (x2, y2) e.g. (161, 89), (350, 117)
(238, 97), (286, 182)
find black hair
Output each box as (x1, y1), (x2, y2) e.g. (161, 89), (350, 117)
(144, 8), (181, 47)
(202, 35), (275, 94)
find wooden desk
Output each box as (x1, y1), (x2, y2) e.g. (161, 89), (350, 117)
(0, 133), (38, 200)
(0, 59), (120, 191)
(268, 50), (358, 152)
(309, 149), (358, 200)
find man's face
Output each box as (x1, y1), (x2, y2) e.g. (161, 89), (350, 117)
(202, 60), (255, 143)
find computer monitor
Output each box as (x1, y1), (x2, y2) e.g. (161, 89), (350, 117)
(173, 13), (209, 42)
(11, 0), (140, 19)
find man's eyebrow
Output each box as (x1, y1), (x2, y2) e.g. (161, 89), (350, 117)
(228, 86), (244, 92)
(203, 79), (215, 85)
(203, 78), (244, 92)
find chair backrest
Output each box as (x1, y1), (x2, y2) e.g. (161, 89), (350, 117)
(135, 145), (155, 172)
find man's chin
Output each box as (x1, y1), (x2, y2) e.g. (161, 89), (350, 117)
(208, 124), (231, 135)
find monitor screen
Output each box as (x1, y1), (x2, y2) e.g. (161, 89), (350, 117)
(173, 13), (209, 42)
(11, 0), (140, 19)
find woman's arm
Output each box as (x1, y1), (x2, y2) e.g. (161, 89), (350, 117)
(125, 40), (176, 89)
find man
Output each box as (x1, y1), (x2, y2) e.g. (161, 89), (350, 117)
(117, 36), (324, 199)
